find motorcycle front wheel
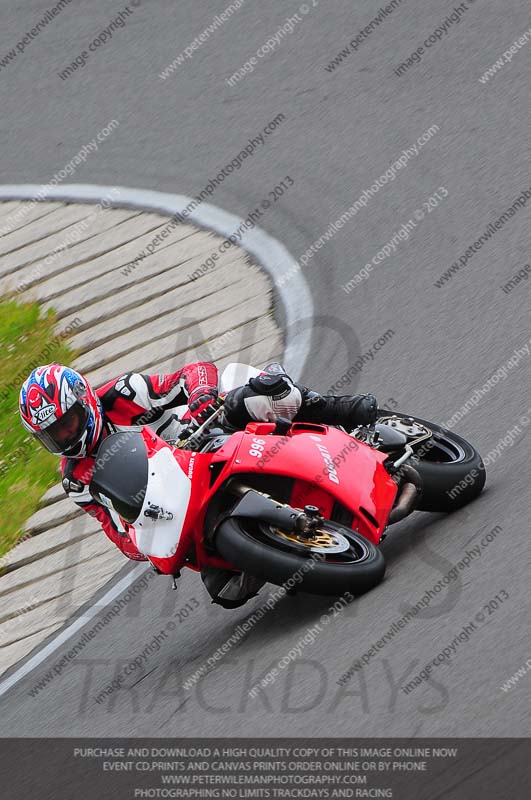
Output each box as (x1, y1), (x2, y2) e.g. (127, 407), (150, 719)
(215, 517), (385, 596)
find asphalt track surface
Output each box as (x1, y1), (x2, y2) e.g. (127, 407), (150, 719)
(1, 0), (530, 738)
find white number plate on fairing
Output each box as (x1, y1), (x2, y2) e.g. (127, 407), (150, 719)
(129, 447), (192, 559)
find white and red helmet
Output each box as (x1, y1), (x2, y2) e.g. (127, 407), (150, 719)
(19, 364), (103, 458)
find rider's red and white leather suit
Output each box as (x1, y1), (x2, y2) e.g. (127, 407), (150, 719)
(61, 363), (219, 561)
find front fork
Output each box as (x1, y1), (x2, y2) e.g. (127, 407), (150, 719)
(223, 481), (324, 537)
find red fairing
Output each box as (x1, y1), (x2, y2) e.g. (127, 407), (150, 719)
(132, 428), (237, 574)
(227, 423), (398, 545)
(122, 422), (398, 577)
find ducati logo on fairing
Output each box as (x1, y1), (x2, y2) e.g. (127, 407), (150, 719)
(312, 438), (340, 484)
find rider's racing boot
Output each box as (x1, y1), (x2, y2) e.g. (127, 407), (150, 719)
(295, 388), (378, 430)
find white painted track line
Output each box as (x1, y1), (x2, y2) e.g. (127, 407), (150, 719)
(0, 183), (314, 697)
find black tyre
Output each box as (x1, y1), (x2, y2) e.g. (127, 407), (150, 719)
(380, 412), (486, 512)
(215, 517), (385, 596)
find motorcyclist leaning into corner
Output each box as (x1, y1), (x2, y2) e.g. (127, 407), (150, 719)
(19, 361), (378, 608)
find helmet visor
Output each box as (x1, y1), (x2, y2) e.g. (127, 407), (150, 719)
(34, 401), (90, 456)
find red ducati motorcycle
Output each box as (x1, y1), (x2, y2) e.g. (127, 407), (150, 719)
(90, 364), (486, 597)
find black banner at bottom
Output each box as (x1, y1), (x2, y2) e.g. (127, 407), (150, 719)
(1, 738), (529, 800)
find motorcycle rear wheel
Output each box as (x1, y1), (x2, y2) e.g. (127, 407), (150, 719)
(381, 412), (486, 512)
(215, 517), (385, 596)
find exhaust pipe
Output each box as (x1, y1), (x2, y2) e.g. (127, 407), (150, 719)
(388, 465), (423, 524)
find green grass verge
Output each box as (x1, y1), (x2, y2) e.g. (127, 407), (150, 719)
(0, 299), (79, 561)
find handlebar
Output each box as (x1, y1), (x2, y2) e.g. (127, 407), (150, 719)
(174, 400), (226, 449)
